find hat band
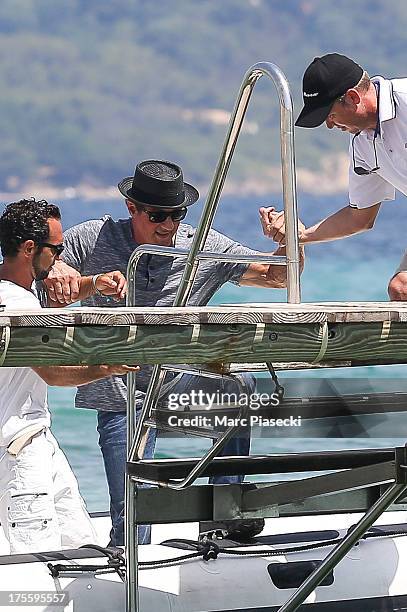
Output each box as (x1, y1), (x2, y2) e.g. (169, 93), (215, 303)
(128, 184), (185, 207)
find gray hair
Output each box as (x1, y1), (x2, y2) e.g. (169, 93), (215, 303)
(355, 70), (371, 93)
(337, 70), (371, 104)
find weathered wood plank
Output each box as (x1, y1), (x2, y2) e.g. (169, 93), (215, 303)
(2, 302), (407, 326)
(2, 320), (407, 366)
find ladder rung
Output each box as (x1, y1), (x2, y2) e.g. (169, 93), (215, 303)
(127, 449), (395, 481)
(144, 417), (221, 439)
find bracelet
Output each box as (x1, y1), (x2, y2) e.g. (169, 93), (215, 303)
(91, 274), (104, 296)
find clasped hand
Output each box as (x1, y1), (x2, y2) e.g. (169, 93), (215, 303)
(44, 260), (127, 304)
(259, 206), (305, 245)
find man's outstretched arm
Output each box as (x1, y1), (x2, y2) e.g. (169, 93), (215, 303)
(32, 364), (139, 386)
(260, 203), (381, 245)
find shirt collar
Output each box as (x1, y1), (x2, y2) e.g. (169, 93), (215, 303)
(372, 75), (396, 124)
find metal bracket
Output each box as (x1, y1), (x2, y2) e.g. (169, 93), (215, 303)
(312, 321), (329, 364)
(395, 445), (407, 484)
(0, 326), (10, 366)
(213, 484), (245, 521)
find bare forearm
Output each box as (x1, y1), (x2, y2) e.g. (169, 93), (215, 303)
(33, 364), (119, 386)
(76, 276), (96, 301)
(46, 276), (94, 307)
(267, 246), (305, 287)
(240, 245), (305, 288)
(46, 264), (126, 306)
(302, 204), (380, 244)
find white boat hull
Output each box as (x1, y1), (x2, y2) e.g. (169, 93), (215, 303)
(1, 512), (407, 611)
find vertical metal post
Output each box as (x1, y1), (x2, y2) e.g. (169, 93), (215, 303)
(125, 245), (186, 612)
(126, 255), (141, 612)
(277, 483), (407, 612)
(125, 476), (138, 612)
(126, 316), (139, 610)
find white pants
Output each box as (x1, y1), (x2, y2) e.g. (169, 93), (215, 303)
(0, 429), (98, 554)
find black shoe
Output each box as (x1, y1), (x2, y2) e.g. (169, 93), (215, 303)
(199, 518), (265, 542)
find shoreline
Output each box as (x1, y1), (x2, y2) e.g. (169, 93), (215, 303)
(0, 155), (349, 202)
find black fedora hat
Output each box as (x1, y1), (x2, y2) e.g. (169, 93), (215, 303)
(118, 160), (199, 209)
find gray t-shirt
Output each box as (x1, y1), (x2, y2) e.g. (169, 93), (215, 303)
(62, 216), (258, 411)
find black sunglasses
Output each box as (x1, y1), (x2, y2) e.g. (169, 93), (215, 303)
(38, 242), (65, 256)
(137, 205), (187, 224)
(352, 132), (380, 176)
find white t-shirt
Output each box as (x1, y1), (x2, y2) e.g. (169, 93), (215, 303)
(0, 281), (50, 447)
(349, 76), (407, 208)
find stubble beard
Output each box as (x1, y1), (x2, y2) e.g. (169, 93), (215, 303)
(32, 252), (50, 281)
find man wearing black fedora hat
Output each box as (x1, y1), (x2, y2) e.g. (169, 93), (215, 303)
(45, 159), (303, 546)
(261, 52), (407, 301)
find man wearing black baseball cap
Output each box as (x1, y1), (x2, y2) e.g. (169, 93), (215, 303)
(260, 52), (407, 301)
(295, 53), (364, 128)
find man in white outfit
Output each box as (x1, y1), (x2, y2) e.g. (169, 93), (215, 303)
(0, 198), (138, 554)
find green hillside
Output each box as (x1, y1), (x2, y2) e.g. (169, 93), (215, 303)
(0, 0), (405, 193)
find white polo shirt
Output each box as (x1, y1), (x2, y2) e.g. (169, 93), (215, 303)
(349, 76), (407, 208)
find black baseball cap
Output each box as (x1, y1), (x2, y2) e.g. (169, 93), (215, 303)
(295, 53), (364, 128)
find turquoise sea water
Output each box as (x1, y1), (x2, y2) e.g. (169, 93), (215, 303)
(36, 192), (407, 510)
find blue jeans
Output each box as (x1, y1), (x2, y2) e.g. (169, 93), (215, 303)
(97, 372), (254, 546)
(97, 411), (154, 546)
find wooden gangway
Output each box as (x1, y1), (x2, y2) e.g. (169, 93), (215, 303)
(2, 301), (407, 367)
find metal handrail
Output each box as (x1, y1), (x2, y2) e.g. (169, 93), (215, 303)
(126, 245), (286, 303)
(126, 61), (301, 612)
(174, 62), (300, 306)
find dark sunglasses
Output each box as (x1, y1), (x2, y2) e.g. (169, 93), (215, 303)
(352, 132), (380, 176)
(137, 205), (187, 224)
(38, 242), (65, 256)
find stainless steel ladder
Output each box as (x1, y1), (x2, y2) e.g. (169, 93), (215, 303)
(125, 61), (301, 612)
(126, 246), (287, 489)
